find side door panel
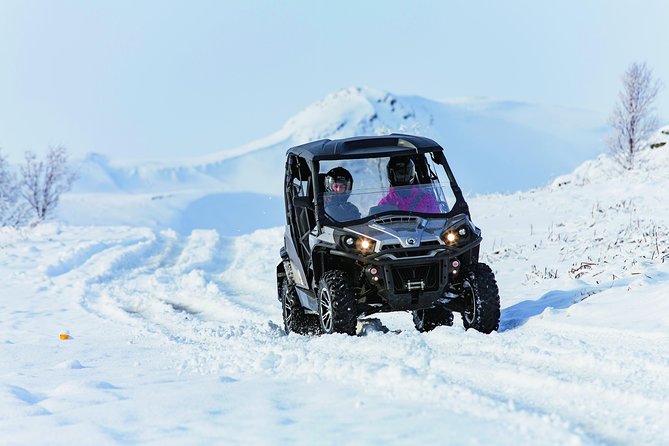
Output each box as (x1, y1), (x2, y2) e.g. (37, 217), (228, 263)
(285, 155), (316, 286)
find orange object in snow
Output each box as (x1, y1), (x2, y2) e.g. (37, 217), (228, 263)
(59, 333), (70, 340)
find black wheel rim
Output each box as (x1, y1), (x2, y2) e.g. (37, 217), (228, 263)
(319, 288), (333, 333)
(463, 280), (476, 324)
(282, 289), (293, 332)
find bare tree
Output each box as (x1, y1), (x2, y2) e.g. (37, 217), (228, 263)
(0, 149), (30, 227)
(20, 146), (77, 221)
(608, 62), (663, 169)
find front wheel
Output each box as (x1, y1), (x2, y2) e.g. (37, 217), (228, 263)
(318, 270), (357, 335)
(281, 278), (320, 335)
(461, 263), (500, 334)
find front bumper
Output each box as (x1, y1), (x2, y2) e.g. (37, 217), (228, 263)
(330, 237), (481, 311)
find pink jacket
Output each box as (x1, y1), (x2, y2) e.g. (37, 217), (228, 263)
(378, 186), (440, 213)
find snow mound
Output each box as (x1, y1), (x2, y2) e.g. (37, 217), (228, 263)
(550, 125), (669, 189)
(550, 154), (622, 188)
(54, 360), (85, 370)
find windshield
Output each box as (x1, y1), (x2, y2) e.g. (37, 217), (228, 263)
(320, 156), (457, 223)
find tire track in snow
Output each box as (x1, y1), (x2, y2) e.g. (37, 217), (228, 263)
(45, 238), (143, 277)
(421, 327), (669, 445)
(145, 282), (669, 446)
(163, 321), (605, 443)
(123, 224), (669, 445)
(211, 228), (284, 318)
(43, 224), (669, 445)
(169, 318), (669, 445)
(54, 228), (267, 337)
(47, 229), (181, 330)
(48, 229), (165, 286)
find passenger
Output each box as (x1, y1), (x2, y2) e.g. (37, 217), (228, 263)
(378, 156), (440, 212)
(323, 167), (362, 221)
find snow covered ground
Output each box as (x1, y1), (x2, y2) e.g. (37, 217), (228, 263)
(2, 129), (669, 444)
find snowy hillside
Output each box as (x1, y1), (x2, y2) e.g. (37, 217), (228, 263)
(2, 134), (669, 444)
(60, 87), (605, 235)
(73, 87), (606, 195)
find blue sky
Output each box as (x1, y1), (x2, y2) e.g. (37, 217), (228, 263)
(0, 0), (667, 161)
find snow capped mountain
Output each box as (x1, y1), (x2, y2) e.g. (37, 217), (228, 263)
(73, 86), (605, 196)
(62, 87), (606, 234)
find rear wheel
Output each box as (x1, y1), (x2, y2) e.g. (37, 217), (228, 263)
(413, 305), (454, 332)
(318, 270), (357, 335)
(281, 278), (320, 335)
(461, 263), (500, 334)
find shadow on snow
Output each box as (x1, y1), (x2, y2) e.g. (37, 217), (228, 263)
(500, 269), (669, 331)
(499, 287), (601, 332)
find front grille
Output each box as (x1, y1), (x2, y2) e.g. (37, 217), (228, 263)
(391, 263), (441, 292)
(374, 216), (420, 226)
(381, 243), (402, 251)
(389, 249), (435, 258)
(380, 240), (441, 255)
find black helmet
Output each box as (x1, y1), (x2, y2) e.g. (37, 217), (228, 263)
(387, 156), (416, 186)
(324, 167), (353, 201)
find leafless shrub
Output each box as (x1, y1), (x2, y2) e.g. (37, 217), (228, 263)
(608, 62), (663, 169)
(525, 264), (559, 282)
(569, 262), (599, 279)
(20, 146), (77, 221)
(0, 149), (30, 227)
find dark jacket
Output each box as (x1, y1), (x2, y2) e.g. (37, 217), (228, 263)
(325, 201), (361, 222)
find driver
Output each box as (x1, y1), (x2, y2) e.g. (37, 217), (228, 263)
(323, 167), (361, 221)
(377, 156), (440, 212)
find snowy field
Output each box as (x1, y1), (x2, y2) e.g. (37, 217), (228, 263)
(2, 137), (669, 445)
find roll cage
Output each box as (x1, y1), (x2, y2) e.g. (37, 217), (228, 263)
(283, 134), (470, 234)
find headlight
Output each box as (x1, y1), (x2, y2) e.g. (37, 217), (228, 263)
(339, 234), (376, 254)
(441, 218), (475, 246)
(443, 226), (469, 245)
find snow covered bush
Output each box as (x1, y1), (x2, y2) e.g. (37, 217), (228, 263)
(20, 146), (77, 221)
(0, 149), (29, 227)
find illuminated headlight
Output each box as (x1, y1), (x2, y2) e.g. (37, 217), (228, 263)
(442, 220), (475, 246)
(358, 238), (375, 252)
(338, 234), (376, 254)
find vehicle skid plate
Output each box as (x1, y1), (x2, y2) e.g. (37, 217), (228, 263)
(382, 288), (444, 311)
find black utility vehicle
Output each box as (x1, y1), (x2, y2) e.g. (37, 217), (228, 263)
(277, 134), (500, 335)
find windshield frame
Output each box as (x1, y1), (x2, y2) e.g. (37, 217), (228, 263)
(313, 150), (469, 228)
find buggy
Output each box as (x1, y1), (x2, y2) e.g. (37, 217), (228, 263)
(277, 134), (500, 335)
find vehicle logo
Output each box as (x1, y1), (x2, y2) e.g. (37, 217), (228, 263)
(406, 238), (416, 245)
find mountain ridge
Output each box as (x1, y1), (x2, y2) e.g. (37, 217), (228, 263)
(72, 86), (606, 196)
